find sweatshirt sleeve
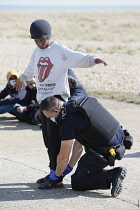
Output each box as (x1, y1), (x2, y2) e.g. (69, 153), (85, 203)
(19, 52), (35, 82)
(60, 44), (98, 69)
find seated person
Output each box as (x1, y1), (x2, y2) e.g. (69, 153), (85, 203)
(0, 70), (26, 114)
(11, 78), (40, 125)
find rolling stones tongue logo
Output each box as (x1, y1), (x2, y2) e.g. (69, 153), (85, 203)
(37, 57), (54, 82)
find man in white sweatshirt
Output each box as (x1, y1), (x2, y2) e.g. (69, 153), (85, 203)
(14, 19), (107, 187)
(15, 19), (107, 102)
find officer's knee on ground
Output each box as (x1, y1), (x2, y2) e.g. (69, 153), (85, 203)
(71, 173), (86, 191)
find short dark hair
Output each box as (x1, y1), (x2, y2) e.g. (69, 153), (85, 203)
(40, 96), (59, 112)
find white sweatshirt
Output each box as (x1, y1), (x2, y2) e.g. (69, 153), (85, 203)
(19, 41), (98, 102)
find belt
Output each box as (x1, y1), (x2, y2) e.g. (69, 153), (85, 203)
(92, 143), (122, 153)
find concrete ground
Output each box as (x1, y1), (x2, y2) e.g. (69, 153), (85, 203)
(0, 98), (140, 210)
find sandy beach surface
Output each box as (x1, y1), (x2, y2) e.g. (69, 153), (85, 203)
(0, 11), (140, 95)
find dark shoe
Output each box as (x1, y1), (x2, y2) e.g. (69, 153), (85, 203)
(111, 167), (127, 197)
(37, 175), (50, 184)
(38, 178), (64, 189)
(31, 118), (39, 125)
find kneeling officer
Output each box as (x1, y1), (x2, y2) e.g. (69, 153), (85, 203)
(40, 96), (133, 197)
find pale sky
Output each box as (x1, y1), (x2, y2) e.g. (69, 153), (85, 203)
(0, 0), (140, 6)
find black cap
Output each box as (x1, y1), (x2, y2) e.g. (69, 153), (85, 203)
(30, 19), (51, 39)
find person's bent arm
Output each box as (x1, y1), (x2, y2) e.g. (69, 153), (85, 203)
(55, 140), (73, 177)
(68, 140), (83, 168)
(14, 52), (36, 91)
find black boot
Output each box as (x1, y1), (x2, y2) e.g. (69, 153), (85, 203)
(111, 167), (127, 197)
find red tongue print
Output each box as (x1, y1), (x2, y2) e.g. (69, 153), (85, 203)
(37, 57), (54, 82)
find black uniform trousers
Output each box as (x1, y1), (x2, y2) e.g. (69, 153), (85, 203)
(40, 112), (61, 170)
(71, 150), (111, 191)
(71, 127), (125, 191)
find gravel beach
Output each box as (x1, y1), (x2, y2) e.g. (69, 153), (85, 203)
(0, 11), (140, 95)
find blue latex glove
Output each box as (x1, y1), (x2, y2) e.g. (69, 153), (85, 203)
(49, 170), (60, 181)
(62, 165), (73, 178)
(50, 169), (55, 174)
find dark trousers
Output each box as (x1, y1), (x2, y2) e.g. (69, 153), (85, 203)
(10, 107), (38, 125)
(40, 112), (61, 170)
(71, 150), (111, 191)
(71, 127), (125, 191)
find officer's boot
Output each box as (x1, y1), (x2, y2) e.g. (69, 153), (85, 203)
(107, 167), (127, 198)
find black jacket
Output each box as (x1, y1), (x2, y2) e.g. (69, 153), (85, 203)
(60, 97), (120, 148)
(0, 84), (26, 105)
(21, 86), (39, 111)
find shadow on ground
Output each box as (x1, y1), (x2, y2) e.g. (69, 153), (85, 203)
(0, 116), (40, 131)
(124, 152), (140, 158)
(0, 183), (110, 201)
